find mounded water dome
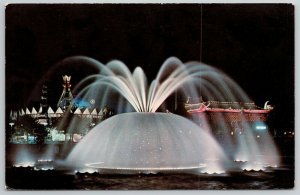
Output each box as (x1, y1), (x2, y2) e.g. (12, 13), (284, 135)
(61, 56), (279, 174)
(67, 112), (226, 172)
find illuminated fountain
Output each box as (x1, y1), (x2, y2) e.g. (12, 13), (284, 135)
(67, 112), (225, 174)
(60, 56), (280, 174)
(13, 146), (36, 168)
(12, 145), (55, 171)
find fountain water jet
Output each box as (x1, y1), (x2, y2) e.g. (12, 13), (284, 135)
(61, 56), (279, 173)
(13, 146), (36, 167)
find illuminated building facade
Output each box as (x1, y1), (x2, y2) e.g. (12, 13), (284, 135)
(8, 75), (114, 144)
(184, 98), (273, 138)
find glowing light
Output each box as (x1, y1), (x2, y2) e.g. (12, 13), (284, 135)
(37, 159), (53, 162)
(263, 164), (278, 168)
(243, 168), (264, 172)
(34, 167), (54, 171)
(9, 122), (14, 128)
(75, 168), (98, 174)
(257, 135), (260, 138)
(73, 97), (91, 109)
(242, 163), (266, 172)
(256, 125), (267, 130)
(243, 166), (264, 172)
(201, 170), (225, 174)
(90, 99), (95, 104)
(34, 159), (54, 171)
(14, 162), (35, 167)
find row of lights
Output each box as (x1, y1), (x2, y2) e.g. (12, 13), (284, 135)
(230, 132), (261, 138)
(284, 131), (294, 135)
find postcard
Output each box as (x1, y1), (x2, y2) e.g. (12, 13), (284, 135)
(5, 4), (294, 190)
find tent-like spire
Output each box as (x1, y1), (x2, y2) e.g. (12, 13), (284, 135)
(57, 75), (73, 111)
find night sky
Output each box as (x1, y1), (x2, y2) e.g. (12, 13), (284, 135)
(5, 4), (294, 129)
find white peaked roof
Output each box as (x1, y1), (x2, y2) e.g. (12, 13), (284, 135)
(83, 108), (90, 115)
(47, 106), (54, 114)
(21, 109), (25, 116)
(91, 109), (97, 115)
(55, 107), (64, 114)
(31, 107), (37, 114)
(98, 109), (103, 115)
(74, 108), (82, 114)
(38, 106), (42, 113)
(25, 107), (31, 115)
(10, 110), (17, 119)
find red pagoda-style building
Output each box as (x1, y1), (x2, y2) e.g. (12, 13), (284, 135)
(184, 97), (273, 137)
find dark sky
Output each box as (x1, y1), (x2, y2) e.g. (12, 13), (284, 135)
(5, 4), (294, 129)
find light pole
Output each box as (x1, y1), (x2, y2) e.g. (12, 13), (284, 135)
(9, 122), (14, 130)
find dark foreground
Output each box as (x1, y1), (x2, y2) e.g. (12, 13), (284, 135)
(5, 138), (295, 190)
(6, 165), (294, 190)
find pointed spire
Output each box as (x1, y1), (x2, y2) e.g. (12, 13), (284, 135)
(91, 108), (97, 115)
(38, 106), (43, 113)
(74, 108), (82, 115)
(47, 106), (54, 114)
(55, 107), (64, 114)
(98, 109), (103, 115)
(10, 110), (18, 121)
(57, 75), (73, 110)
(21, 109), (25, 116)
(25, 107), (31, 115)
(31, 107), (37, 114)
(83, 108), (90, 115)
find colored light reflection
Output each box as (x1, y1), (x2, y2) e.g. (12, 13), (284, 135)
(256, 125), (267, 130)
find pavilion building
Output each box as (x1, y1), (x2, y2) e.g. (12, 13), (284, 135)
(184, 98), (273, 138)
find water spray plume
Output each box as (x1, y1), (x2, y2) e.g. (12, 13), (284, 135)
(47, 56), (279, 173)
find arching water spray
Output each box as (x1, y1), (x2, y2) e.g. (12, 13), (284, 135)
(47, 56), (280, 174)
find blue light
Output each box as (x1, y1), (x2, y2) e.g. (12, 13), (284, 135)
(73, 97), (91, 109)
(254, 122), (267, 131)
(256, 125), (267, 130)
